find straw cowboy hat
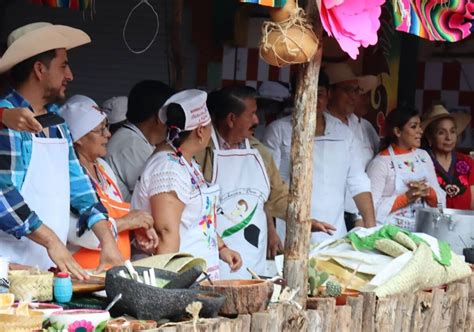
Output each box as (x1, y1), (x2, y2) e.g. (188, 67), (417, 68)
(0, 22), (91, 74)
(324, 62), (379, 94)
(421, 104), (471, 135)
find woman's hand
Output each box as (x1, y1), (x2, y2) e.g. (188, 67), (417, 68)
(219, 246), (242, 272)
(406, 180), (430, 204)
(118, 209), (154, 232)
(134, 228), (159, 254)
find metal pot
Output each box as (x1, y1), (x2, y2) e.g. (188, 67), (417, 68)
(415, 206), (474, 255)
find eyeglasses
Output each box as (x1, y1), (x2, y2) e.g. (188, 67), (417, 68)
(335, 85), (362, 96)
(90, 121), (110, 136)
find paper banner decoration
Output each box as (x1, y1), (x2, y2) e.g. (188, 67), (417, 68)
(319, 0), (386, 60)
(239, 0), (287, 8)
(29, 0), (92, 10)
(392, 0), (474, 42)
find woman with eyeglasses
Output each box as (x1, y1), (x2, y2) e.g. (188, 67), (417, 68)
(60, 95), (159, 269)
(366, 106), (445, 231)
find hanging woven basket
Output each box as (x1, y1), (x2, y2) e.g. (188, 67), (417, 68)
(259, 6), (318, 68)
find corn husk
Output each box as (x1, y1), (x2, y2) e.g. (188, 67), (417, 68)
(315, 259), (370, 291)
(373, 243), (471, 297)
(393, 232), (417, 251)
(374, 239), (409, 258)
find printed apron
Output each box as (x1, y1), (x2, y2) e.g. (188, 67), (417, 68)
(386, 146), (430, 231)
(0, 128), (70, 270)
(211, 131), (270, 279)
(72, 164), (131, 269)
(178, 152), (220, 280)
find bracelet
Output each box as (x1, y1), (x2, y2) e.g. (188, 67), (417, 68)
(218, 243), (227, 252)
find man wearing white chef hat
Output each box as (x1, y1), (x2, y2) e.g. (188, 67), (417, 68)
(0, 22), (123, 279)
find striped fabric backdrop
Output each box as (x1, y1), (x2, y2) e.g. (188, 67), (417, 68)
(221, 45), (295, 88)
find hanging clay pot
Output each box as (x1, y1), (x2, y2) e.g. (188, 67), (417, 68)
(259, 0), (318, 68)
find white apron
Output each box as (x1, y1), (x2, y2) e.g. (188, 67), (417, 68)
(179, 153), (220, 280)
(310, 135), (349, 243)
(211, 131), (270, 279)
(386, 146), (429, 231)
(0, 128), (70, 270)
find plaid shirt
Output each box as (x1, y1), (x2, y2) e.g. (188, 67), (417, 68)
(0, 88), (108, 239)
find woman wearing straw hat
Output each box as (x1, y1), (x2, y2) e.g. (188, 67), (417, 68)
(367, 106), (446, 231)
(421, 104), (473, 210)
(60, 95), (159, 269)
(132, 90), (242, 280)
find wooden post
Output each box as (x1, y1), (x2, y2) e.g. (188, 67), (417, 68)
(347, 295), (364, 332)
(361, 292), (377, 332)
(283, 0), (323, 307)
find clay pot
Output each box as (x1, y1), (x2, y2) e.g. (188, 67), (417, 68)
(269, 0), (297, 22)
(335, 289), (360, 306)
(200, 279), (273, 316)
(260, 23), (318, 68)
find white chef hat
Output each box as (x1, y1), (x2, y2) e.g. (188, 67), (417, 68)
(60, 95), (106, 142)
(258, 81), (291, 102)
(102, 96), (128, 125)
(158, 89), (211, 131)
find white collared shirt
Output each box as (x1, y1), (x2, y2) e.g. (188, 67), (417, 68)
(263, 112), (371, 237)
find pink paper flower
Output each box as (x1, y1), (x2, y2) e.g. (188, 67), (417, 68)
(319, 0), (385, 59)
(68, 320), (94, 332)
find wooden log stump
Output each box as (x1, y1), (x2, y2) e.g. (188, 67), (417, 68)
(447, 283), (468, 332)
(347, 295), (363, 332)
(335, 305), (352, 332)
(423, 288), (445, 332)
(306, 310), (322, 332)
(251, 312), (271, 332)
(375, 296), (397, 332)
(411, 291), (433, 331)
(361, 292), (376, 332)
(240, 314), (252, 332)
(200, 280), (272, 316)
(396, 293), (416, 332)
(305, 297), (335, 332)
(465, 298), (474, 332)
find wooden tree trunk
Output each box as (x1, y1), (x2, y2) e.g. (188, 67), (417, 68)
(283, 0), (323, 307)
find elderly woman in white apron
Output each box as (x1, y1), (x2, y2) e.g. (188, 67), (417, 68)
(132, 90), (242, 279)
(367, 106), (445, 231)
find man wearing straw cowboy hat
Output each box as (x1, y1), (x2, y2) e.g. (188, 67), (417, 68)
(325, 62), (378, 230)
(0, 22), (123, 279)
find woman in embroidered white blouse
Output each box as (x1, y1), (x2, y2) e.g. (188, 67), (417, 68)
(366, 106), (445, 231)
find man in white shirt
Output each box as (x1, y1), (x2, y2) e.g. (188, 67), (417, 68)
(263, 70), (376, 243)
(324, 63), (380, 228)
(106, 80), (174, 201)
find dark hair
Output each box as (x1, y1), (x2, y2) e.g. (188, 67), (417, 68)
(380, 106), (420, 151)
(127, 80), (174, 124)
(165, 103), (191, 156)
(207, 85), (257, 125)
(10, 49), (57, 85)
(318, 70), (329, 89)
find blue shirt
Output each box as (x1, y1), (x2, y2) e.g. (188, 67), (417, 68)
(0, 88), (108, 238)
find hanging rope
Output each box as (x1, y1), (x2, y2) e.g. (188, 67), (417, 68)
(122, 0), (160, 54)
